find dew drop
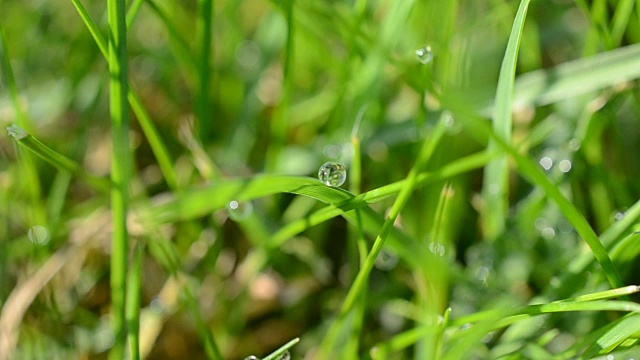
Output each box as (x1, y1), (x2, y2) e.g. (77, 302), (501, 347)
(539, 156), (553, 171)
(244, 356), (259, 360)
(415, 46), (433, 64)
(318, 162), (346, 187)
(375, 250), (399, 271)
(541, 227), (556, 240)
(429, 242), (446, 256)
(558, 159), (572, 173)
(6, 124), (28, 140)
(277, 351), (291, 360)
(28, 225), (50, 245)
(226, 200), (253, 221)
(149, 297), (166, 315)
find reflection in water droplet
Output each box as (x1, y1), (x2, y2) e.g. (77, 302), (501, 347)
(415, 46), (433, 64)
(318, 162), (347, 187)
(539, 156), (553, 171)
(558, 159), (572, 173)
(429, 242), (446, 256)
(227, 200), (254, 221)
(28, 225), (50, 245)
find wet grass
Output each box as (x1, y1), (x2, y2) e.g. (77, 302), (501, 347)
(3, 0), (640, 359)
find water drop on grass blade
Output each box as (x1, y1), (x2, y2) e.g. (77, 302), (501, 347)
(6, 124), (28, 140)
(415, 46), (433, 64)
(318, 162), (346, 187)
(28, 225), (50, 245)
(227, 200), (253, 221)
(244, 356), (259, 360)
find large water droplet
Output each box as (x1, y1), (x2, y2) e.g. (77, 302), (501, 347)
(28, 225), (50, 245)
(375, 250), (399, 271)
(318, 162), (346, 187)
(415, 46), (433, 64)
(226, 200), (253, 221)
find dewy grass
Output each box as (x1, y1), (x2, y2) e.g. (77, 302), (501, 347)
(6, 0), (640, 358)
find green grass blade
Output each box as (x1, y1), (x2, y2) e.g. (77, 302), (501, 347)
(126, 243), (143, 360)
(481, 0), (531, 241)
(71, 0), (179, 190)
(7, 124), (111, 193)
(442, 96), (623, 288)
(262, 337), (300, 360)
(510, 42), (640, 109)
(582, 314), (640, 358)
(107, 0), (131, 356)
(318, 116), (448, 356)
(195, 0), (214, 142)
(610, 0), (635, 46)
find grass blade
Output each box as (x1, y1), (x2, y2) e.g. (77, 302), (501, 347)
(107, 0), (131, 356)
(481, 0), (531, 241)
(195, 0), (214, 142)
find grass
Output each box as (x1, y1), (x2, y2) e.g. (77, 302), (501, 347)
(3, 0), (640, 359)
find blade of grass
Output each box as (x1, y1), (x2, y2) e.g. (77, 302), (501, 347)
(318, 116), (448, 357)
(0, 30), (44, 224)
(262, 337), (300, 360)
(6, 124), (111, 193)
(126, 243), (144, 360)
(610, 0), (635, 47)
(581, 313), (640, 358)
(441, 94), (623, 288)
(107, 0), (131, 356)
(195, 0), (214, 142)
(70, 0), (179, 191)
(266, 0), (294, 171)
(481, 0), (531, 241)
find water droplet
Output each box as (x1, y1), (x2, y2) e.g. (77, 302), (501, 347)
(461, 323), (472, 330)
(415, 46), (433, 64)
(226, 200), (253, 221)
(149, 297), (166, 315)
(429, 242), (446, 256)
(569, 138), (581, 151)
(318, 162), (346, 187)
(244, 356), (259, 360)
(6, 124), (28, 140)
(277, 351), (291, 360)
(558, 159), (572, 173)
(28, 225), (50, 245)
(541, 227), (556, 240)
(475, 266), (490, 284)
(375, 250), (399, 271)
(443, 112), (462, 134)
(534, 217), (548, 231)
(539, 156), (553, 171)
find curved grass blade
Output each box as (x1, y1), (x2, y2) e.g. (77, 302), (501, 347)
(481, 0), (531, 241)
(581, 313), (640, 358)
(6, 124), (111, 193)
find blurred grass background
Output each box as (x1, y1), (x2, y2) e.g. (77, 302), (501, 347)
(3, 0), (640, 358)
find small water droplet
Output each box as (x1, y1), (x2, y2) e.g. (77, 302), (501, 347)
(415, 46), (433, 64)
(461, 323), (472, 330)
(318, 162), (346, 187)
(149, 297), (166, 315)
(475, 266), (490, 284)
(277, 351), (291, 360)
(226, 200), (253, 221)
(443, 112), (462, 134)
(6, 124), (28, 140)
(244, 356), (259, 360)
(375, 250), (399, 271)
(558, 159), (572, 173)
(541, 227), (556, 240)
(569, 138), (581, 151)
(28, 225), (50, 245)
(539, 156), (553, 171)
(429, 242), (446, 256)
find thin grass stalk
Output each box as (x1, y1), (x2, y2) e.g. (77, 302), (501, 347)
(319, 117), (448, 356)
(71, 0), (179, 191)
(126, 243), (144, 360)
(0, 31), (44, 224)
(481, 0), (530, 242)
(266, 0), (294, 171)
(196, 0), (214, 142)
(107, 0), (131, 357)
